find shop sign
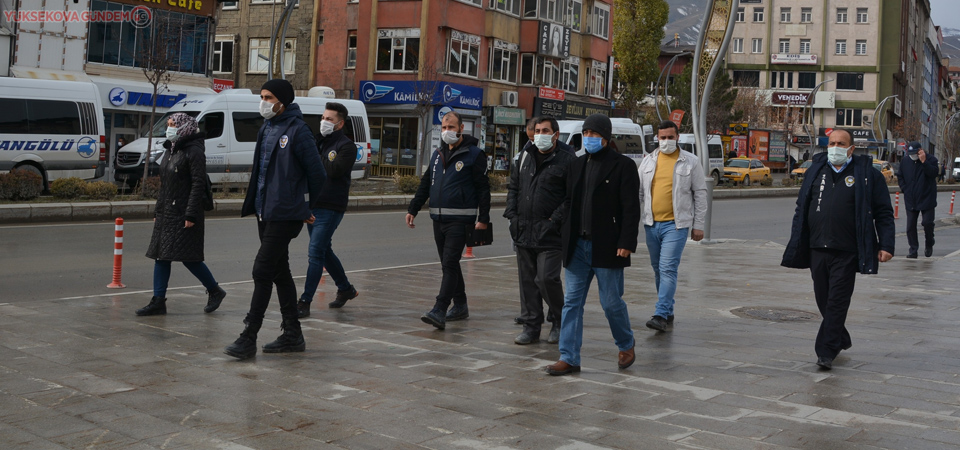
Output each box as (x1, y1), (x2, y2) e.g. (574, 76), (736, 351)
(359, 80), (483, 110)
(564, 100), (610, 120)
(771, 92), (809, 106)
(111, 0), (216, 18)
(771, 54), (818, 65)
(791, 135), (811, 144)
(493, 107), (525, 126)
(818, 128), (873, 142)
(108, 86), (186, 108)
(728, 123), (748, 135)
(538, 21), (571, 58)
(212, 78), (233, 93)
(539, 87), (564, 101)
(747, 129), (770, 160)
(769, 131), (786, 162)
(670, 110), (684, 127)
(533, 98), (564, 119)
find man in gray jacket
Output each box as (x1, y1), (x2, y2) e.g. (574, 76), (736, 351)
(637, 120), (707, 332)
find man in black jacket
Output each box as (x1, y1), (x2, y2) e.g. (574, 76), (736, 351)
(897, 141), (939, 258)
(406, 111), (491, 330)
(546, 114), (641, 376)
(504, 116), (575, 345)
(782, 129), (895, 370)
(297, 102), (359, 318)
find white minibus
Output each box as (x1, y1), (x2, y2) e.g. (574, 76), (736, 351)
(557, 118), (654, 164)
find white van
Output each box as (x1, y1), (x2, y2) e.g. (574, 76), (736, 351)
(953, 157), (959, 179)
(557, 118), (654, 165)
(677, 134), (724, 185)
(115, 88), (371, 186)
(0, 78), (106, 187)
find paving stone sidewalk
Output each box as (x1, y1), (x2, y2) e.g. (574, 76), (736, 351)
(1, 240), (959, 449)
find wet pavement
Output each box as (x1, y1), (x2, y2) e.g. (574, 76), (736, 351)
(2, 239), (960, 449)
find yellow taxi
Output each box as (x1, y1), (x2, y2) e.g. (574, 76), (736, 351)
(723, 157), (771, 186)
(791, 160), (812, 179)
(873, 160), (895, 183)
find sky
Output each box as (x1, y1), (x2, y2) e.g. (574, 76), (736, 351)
(929, 0), (960, 31)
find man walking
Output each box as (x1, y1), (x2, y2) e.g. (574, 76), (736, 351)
(224, 79), (326, 360)
(782, 128), (895, 370)
(897, 141), (939, 258)
(297, 102), (359, 317)
(546, 114), (641, 376)
(637, 121), (707, 332)
(504, 116), (575, 345)
(406, 111), (491, 330)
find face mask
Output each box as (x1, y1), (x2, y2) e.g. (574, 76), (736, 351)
(534, 134), (555, 151)
(827, 146), (850, 166)
(658, 140), (678, 154)
(165, 126), (178, 141)
(908, 154), (919, 161)
(259, 100), (278, 119)
(441, 130), (460, 145)
(319, 120), (338, 137)
(583, 136), (603, 154)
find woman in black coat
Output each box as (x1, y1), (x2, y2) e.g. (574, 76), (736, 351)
(137, 113), (226, 316)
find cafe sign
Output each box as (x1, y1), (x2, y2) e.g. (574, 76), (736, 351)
(771, 92), (810, 106)
(112, 0), (216, 17)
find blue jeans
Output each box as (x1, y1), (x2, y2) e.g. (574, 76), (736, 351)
(153, 260), (218, 298)
(644, 221), (688, 318)
(558, 238), (635, 367)
(301, 208), (352, 303)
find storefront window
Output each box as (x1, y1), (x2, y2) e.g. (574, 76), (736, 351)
(370, 116), (421, 175)
(486, 125), (515, 173)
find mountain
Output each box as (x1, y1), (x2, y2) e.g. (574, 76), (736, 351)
(941, 27), (960, 65)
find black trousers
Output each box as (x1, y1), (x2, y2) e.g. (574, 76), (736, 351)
(905, 208), (935, 255)
(516, 246), (563, 335)
(246, 220), (304, 325)
(432, 221), (470, 310)
(810, 249), (858, 359)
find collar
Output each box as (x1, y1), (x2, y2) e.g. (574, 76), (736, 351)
(830, 157), (852, 173)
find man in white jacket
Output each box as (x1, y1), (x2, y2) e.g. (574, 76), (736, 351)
(637, 120), (707, 332)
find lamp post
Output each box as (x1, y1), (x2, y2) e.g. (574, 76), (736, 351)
(802, 79), (833, 158)
(872, 95), (898, 157)
(654, 52), (691, 123)
(268, 0), (298, 80)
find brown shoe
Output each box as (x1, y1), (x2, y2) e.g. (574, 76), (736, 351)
(545, 360), (581, 376)
(618, 346), (636, 369)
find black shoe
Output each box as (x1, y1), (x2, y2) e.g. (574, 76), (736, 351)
(445, 304), (469, 321)
(421, 309), (446, 330)
(841, 343), (852, 351)
(136, 296), (166, 316)
(514, 331), (540, 345)
(906, 253), (918, 259)
(262, 318), (306, 353)
(816, 357), (833, 370)
(204, 287), (226, 313)
(646, 315), (668, 332)
(296, 299), (311, 318)
(547, 321), (561, 344)
(925, 246), (933, 257)
(514, 316), (524, 325)
(224, 320), (260, 360)
(667, 315), (675, 325)
(329, 287), (358, 308)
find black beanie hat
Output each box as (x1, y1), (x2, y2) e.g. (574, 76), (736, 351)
(261, 79), (295, 106)
(582, 114), (612, 141)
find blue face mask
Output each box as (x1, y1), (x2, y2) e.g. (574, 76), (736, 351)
(583, 136), (603, 154)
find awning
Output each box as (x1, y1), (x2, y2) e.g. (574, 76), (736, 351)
(10, 66), (90, 82)
(88, 75), (215, 113)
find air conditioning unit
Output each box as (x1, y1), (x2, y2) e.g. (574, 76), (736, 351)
(862, 114), (872, 124)
(501, 91), (518, 107)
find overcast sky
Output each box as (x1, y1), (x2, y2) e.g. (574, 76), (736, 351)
(929, 0), (960, 31)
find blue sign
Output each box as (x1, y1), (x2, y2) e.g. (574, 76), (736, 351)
(359, 80), (483, 110)
(110, 86), (187, 109)
(76, 137), (98, 158)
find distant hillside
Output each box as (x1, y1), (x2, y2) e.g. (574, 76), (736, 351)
(941, 28), (960, 65)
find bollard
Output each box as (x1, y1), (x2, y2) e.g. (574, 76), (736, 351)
(951, 191), (956, 215)
(463, 247), (475, 258)
(894, 192), (899, 219)
(107, 217), (125, 288)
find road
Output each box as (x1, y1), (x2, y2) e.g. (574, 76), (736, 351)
(1, 192), (957, 303)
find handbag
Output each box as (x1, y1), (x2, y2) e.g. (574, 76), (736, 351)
(468, 223), (493, 247)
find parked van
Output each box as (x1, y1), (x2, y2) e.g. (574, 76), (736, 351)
(677, 134), (724, 185)
(557, 118), (654, 164)
(0, 78), (106, 188)
(953, 157), (960, 179)
(115, 88), (371, 186)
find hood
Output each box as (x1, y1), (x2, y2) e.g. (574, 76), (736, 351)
(270, 102), (303, 122)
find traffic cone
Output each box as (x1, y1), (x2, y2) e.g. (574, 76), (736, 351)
(463, 246), (475, 258)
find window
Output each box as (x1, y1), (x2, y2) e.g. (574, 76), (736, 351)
(561, 57), (579, 93)
(212, 36), (234, 73)
(780, 7), (791, 22)
(855, 40), (867, 55)
(732, 70), (760, 87)
(198, 112), (224, 139)
(779, 39), (790, 54)
(543, 57), (560, 89)
(836, 72), (864, 90)
(448, 31), (480, 78)
(251, 0), (299, 4)
(752, 38), (763, 54)
(736, 7), (744, 22)
(592, 3), (610, 39)
(248, 38), (295, 73)
(836, 109), (862, 126)
(567, 0), (583, 31)
(233, 112), (264, 142)
(732, 38), (743, 53)
(856, 8), (868, 23)
(490, 0), (521, 16)
(346, 32), (357, 68)
(798, 39), (811, 54)
(835, 39), (846, 55)
(837, 7), (847, 23)
(753, 7), (764, 22)
(589, 61), (606, 97)
(520, 53), (535, 85)
(539, 0), (564, 23)
(523, 0), (537, 18)
(376, 29), (420, 72)
(490, 41), (519, 83)
(798, 72), (816, 89)
(456, 0), (481, 6)
(771, 71), (793, 89)
(801, 7), (812, 22)
(221, 1), (237, 9)
(0, 99), (82, 134)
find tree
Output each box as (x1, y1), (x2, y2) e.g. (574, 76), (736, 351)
(666, 64), (742, 134)
(612, 0), (669, 117)
(411, 52), (444, 177)
(138, 12), (182, 190)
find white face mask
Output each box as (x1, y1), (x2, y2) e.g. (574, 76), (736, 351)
(534, 133), (555, 151)
(908, 154), (919, 161)
(165, 126), (178, 142)
(319, 120), (338, 137)
(827, 146), (850, 166)
(259, 100), (278, 119)
(441, 130), (460, 145)
(658, 139), (678, 154)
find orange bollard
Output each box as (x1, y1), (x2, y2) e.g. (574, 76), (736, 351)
(463, 246), (475, 258)
(107, 217), (125, 288)
(894, 192), (900, 219)
(950, 191), (956, 215)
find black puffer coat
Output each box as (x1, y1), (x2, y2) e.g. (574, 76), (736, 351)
(504, 141), (576, 249)
(146, 133), (207, 262)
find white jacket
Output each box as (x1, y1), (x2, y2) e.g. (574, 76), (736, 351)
(637, 149), (708, 230)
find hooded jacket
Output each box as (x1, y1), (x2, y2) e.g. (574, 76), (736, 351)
(896, 154), (939, 211)
(408, 134), (491, 224)
(313, 128), (357, 212)
(504, 140), (576, 249)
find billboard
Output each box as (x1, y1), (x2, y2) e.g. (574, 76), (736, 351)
(538, 22), (571, 58)
(747, 130), (770, 160)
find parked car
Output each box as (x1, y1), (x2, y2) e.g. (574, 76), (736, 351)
(723, 157), (771, 186)
(873, 160), (895, 183)
(791, 160), (813, 179)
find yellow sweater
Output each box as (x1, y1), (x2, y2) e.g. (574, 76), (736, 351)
(651, 151), (679, 221)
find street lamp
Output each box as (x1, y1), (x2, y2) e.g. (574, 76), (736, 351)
(268, 0), (298, 81)
(654, 52), (691, 123)
(802, 79), (832, 158)
(872, 95), (898, 153)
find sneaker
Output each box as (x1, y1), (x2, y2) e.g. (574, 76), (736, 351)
(546, 321), (561, 344)
(204, 287), (226, 313)
(136, 296), (166, 316)
(646, 315), (668, 332)
(297, 299), (311, 318)
(329, 287), (358, 308)
(445, 304), (469, 321)
(421, 309), (446, 330)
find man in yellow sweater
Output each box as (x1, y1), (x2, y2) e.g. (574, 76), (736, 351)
(637, 121), (707, 332)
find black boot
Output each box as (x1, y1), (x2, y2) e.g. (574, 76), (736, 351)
(224, 319), (260, 360)
(204, 286), (226, 313)
(262, 318), (306, 353)
(136, 296), (166, 316)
